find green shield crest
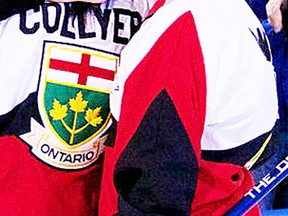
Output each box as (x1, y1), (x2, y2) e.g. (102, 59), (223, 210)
(45, 83), (110, 147)
(38, 42), (118, 148)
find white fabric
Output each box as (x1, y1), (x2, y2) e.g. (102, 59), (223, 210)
(111, 0), (278, 150)
(0, 0), (155, 115)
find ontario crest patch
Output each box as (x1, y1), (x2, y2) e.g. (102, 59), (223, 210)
(20, 41), (119, 169)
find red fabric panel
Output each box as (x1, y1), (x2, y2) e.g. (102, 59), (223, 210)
(99, 11), (260, 216)
(192, 161), (260, 216)
(0, 135), (102, 216)
(148, 0), (166, 16)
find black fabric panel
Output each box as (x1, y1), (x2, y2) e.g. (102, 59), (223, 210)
(202, 121), (279, 169)
(0, 92), (42, 136)
(115, 196), (172, 216)
(114, 90), (198, 216)
(0, 0), (44, 21)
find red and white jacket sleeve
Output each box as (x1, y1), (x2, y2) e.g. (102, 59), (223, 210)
(99, 0), (264, 215)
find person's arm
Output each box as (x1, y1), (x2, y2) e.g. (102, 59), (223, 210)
(266, 0), (283, 33)
(0, 0), (45, 21)
(262, 0), (286, 72)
